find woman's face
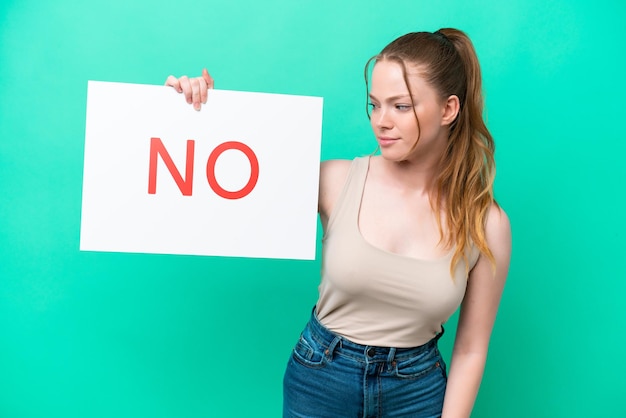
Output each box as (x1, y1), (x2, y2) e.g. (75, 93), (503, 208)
(368, 60), (448, 163)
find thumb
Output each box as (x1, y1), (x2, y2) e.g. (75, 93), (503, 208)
(202, 68), (214, 89)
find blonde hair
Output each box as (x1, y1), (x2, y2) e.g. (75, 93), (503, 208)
(365, 28), (496, 275)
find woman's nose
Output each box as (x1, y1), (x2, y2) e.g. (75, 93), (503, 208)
(374, 109), (392, 129)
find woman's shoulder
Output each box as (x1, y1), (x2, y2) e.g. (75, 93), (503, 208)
(321, 158), (353, 173)
(319, 159), (352, 195)
(486, 203), (510, 230)
(320, 156), (371, 189)
(484, 202), (511, 251)
(320, 156), (374, 175)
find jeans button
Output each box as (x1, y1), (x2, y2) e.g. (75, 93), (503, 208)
(366, 347), (376, 357)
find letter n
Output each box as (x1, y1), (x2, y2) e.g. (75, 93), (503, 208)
(148, 137), (195, 196)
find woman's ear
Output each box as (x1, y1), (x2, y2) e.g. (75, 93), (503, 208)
(441, 95), (460, 126)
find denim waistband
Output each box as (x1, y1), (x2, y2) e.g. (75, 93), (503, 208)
(308, 308), (443, 364)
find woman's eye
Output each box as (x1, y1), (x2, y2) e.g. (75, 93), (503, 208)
(368, 102), (379, 110)
(396, 104), (411, 111)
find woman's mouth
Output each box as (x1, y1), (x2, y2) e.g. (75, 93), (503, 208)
(378, 136), (398, 147)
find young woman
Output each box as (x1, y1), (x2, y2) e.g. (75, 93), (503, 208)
(167, 28), (511, 418)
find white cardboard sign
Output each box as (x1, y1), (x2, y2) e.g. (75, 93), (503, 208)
(80, 81), (323, 260)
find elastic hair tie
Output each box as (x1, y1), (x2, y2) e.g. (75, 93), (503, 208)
(434, 30), (451, 43)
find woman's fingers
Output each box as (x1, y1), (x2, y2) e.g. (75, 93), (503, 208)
(165, 75), (182, 92)
(165, 70), (214, 110)
(191, 77), (206, 110)
(178, 76), (193, 105)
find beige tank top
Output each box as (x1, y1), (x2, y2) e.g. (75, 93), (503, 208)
(316, 157), (480, 347)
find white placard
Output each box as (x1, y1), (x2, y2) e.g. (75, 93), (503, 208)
(80, 81), (323, 260)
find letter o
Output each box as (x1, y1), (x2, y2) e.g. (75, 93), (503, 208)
(206, 141), (259, 199)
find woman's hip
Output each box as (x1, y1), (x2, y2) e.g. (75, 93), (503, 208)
(282, 309), (447, 417)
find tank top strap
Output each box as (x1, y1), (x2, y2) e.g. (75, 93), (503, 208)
(324, 157), (370, 235)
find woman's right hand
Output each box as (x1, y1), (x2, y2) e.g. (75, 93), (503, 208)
(165, 68), (214, 111)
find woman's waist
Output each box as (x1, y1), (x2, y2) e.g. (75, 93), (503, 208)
(307, 307), (443, 362)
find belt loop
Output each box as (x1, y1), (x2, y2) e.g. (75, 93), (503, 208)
(435, 325), (445, 342)
(325, 336), (341, 361)
(386, 347), (397, 372)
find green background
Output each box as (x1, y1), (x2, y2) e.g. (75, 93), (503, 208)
(1, 0), (624, 416)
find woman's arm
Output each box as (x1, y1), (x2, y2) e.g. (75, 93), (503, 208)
(441, 205), (512, 418)
(318, 159), (351, 227)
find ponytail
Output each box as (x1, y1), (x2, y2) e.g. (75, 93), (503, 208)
(436, 28), (496, 275)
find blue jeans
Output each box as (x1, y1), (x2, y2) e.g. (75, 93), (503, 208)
(283, 309), (447, 418)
